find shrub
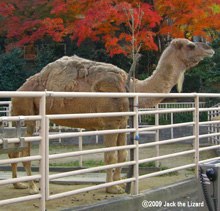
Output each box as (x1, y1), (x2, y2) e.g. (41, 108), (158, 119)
(0, 48), (26, 91)
(35, 45), (59, 72)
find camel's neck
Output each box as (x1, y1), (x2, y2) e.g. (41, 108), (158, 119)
(135, 52), (186, 108)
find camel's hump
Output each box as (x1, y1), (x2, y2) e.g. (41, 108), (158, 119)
(31, 55), (127, 92)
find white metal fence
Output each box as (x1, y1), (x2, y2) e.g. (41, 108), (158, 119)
(208, 103), (220, 145)
(0, 101), (12, 127)
(139, 102), (206, 123)
(2, 100), (207, 145)
(0, 91), (220, 211)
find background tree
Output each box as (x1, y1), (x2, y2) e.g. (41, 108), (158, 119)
(154, 0), (220, 51)
(69, 1), (161, 57)
(1, 0), (219, 55)
(0, 48), (26, 91)
(0, 0), (51, 48)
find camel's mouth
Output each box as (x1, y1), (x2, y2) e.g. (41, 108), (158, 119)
(191, 51), (214, 65)
(193, 56), (208, 63)
(195, 49), (215, 62)
(195, 42), (215, 58)
(204, 49), (215, 57)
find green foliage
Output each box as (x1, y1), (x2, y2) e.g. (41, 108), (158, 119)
(173, 113), (193, 123)
(35, 44), (60, 72)
(139, 72), (149, 80)
(0, 48), (27, 91)
(0, 36), (5, 53)
(136, 50), (158, 78)
(49, 160), (104, 167)
(139, 161), (156, 167)
(0, 44), (62, 92)
(143, 111), (207, 125)
(143, 115), (171, 125)
(139, 161), (178, 176)
(143, 115), (155, 125)
(159, 167), (178, 176)
(0, 45), (61, 92)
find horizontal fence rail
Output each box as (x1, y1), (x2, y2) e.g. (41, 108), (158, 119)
(0, 91), (220, 211)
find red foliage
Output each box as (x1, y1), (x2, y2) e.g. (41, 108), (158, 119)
(0, 0), (219, 56)
(155, 0), (220, 39)
(70, 1), (161, 56)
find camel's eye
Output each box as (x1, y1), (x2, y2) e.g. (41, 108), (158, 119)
(188, 43), (195, 50)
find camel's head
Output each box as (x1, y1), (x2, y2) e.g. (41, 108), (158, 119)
(171, 38), (215, 68)
(170, 38), (214, 92)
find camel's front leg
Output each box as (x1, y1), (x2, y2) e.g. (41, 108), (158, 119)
(8, 152), (28, 189)
(104, 133), (125, 194)
(21, 143), (39, 194)
(113, 131), (128, 189)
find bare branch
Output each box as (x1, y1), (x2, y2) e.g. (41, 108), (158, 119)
(123, 7), (132, 30)
(125, 53), (142, 92)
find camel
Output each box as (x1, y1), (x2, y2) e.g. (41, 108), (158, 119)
(10, 38), (214, 194)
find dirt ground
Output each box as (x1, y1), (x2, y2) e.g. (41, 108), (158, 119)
(0, 143), (218, 211)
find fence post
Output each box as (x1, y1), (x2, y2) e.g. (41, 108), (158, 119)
(193, 95), (200, 178)
(45, 116), (50, 201)
(59, 126), (62, 144)
(133, 96), (139, 195)
(79, 129), (83, 167)
(125, 96), (134, 194)
(171, 112), (174, 139)
(155, 104), (159, 168)
(39, 94), (46, 211)
(8, 102), (12, 127)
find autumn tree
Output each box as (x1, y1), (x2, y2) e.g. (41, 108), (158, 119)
(0, 1), (162, 55)
(154, 0), (220, 51)
(64, 0), (220, 56)
(0, 0), (220, 58)
(0, 0), (66, 49)
(69, 1), (161, 57)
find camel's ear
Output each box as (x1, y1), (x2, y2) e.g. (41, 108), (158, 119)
(171, 39), (184, 49)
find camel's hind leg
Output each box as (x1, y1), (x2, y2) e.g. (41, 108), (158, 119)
(113, 130), (128, 189)
(104, 133), (125, 194)
(9, 123), (39, 194)
(11, 98), (39, 194)
(21, 142), (39, 194)
(8, 152), (28, 189)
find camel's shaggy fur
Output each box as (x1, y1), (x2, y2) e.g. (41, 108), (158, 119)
(10, 38), (214, 194)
